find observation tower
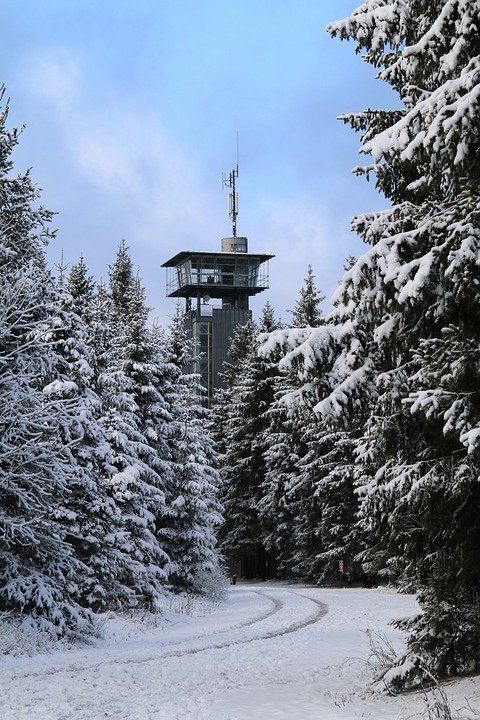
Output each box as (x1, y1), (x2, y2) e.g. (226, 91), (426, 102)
(162, 156), (273, 405)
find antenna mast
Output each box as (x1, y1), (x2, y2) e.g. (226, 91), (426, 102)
(222, 133), (239, 238)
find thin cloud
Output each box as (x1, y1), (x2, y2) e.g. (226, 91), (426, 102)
(24, 46), (217, 258)
(255, 197), (361, 316)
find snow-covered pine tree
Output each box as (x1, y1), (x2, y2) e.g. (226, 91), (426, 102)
(64, 257), (106, 384)
(43, 291), (128, 613)
(69, 260), (158, 608)
(108, 238), (136, 326)
(95, 245), (170, 607)
(88, 279), (115, 383)
(262, 268), (361, 583)
(54, 257), (153, 610)
(157, 309), (224, 595)
(0, 88), (102, 634)
(213, 304), (281, 579)
(212, 319), (263, 579)
(64, 255), (96, 320)
(289, 265), (325, 328)
(327, 0), (480, 681)
(258, 397), (305, 579)
(259, 271), (324, 578)
(291, 423), (360, 584)
(261, 0), (480, 682)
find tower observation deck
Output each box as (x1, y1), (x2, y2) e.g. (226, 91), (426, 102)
(161, 156), (274, 405)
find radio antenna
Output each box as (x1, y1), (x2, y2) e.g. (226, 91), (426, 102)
(222, 132), (239, 238)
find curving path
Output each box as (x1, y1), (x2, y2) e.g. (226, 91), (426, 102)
(0, 585), (422, 720)
(1, 584), (331, 720)
(163, 586), (329, 657)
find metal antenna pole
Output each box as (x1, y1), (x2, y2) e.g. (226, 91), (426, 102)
(223, 133), (239, 237)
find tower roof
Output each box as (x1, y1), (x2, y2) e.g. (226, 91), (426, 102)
(161, 249), (274, 267)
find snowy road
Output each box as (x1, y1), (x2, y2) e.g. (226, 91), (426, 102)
(1, 584), (430, 719)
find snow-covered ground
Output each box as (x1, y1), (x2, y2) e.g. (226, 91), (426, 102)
(2, 583), (480, 719)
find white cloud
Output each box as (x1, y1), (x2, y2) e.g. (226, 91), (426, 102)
(253, 197), (356, 318)
(17, 45), (362, 325)
(24, 46), (217, 258)
(29, 47), (82, 112)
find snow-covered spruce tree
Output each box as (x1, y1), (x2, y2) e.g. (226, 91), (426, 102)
(108, 238), (136, 325)
(287, 268), (362, 582)
(64, 255), (96, 323)
(258, 271), (324, 578)
(261, 268), (363, 583)
(67, 258), (175, 610)
(64, 257), (107, 390)
(213, 304), (282, 579)
(328, 0), (480, 681)
(291, 423), (361, 584)
(261, 0), (480, 682)
(258, 392), (306, 579)
(38, 272), (135, 614)
(0, 89), (103, 634)
(212, 318), (263, 579)
(95, 245), (170, 607)
(157, 310), (224, 596)
(289, 264), (325, 328)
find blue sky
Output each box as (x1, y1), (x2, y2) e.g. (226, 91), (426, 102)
(3, 1), (399, 325)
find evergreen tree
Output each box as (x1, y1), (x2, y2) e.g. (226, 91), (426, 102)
(108, 238), (135, 325)
(261, 274), (360, 583)
(65, 255), (96, 320)
(95, 246), (170, 607)
(259, 278), (323, 578)
(65, 254), (170, 608)
(213, 319), (262, 579)
(39, 298), (125, 613)
(291, 423), (360, 583)
(258, 391), (306, 578)
(213, 305), (282, 579)
(0, 89), (101, 633)
(327, 0), (480, 682)
(88, 279), (115, 381)
(290, 265), (325, 328)
(262, 0), (480, 683)
(159, 310), (224, 594)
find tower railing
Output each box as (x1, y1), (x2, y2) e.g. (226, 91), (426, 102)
(165, 257), (270, 297)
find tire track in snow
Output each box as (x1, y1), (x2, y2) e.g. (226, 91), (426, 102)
(3, 587), (328, 680)
(148, 588), (282, 651)
(191, 588), (283, 635)
(162, 589), (328, 657)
